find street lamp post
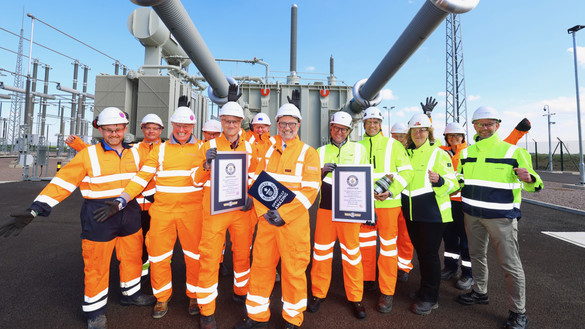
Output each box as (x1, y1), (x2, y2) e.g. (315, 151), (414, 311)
(543, 105), (555, 171)
(568, 25), (585, 185)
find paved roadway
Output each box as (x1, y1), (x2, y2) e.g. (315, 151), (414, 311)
(1, 181), (584, 329)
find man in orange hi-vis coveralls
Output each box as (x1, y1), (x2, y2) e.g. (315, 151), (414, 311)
(0, 107), (156, 329)
(193, 100), (258, 329)
(103, 106), (204, 320)
(233, 102), (321, 329)
(308, 111), (368, 320)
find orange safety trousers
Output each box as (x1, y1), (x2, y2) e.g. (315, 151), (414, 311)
(396, 209), (414, 273)
(375, 207), (401, 295)
(246, 216), (311, 327)
(197, 206), (252, 316)
(311, 209), (363, 302)
(147, 206), (202, 302)
(81, 230), (143, 314)
(359, 224), (378, 282)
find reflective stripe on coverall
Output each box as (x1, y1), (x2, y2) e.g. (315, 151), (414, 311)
(122, 135), (203, 302)
(245, 135), (321, 327)
(193, 133), (258, 316)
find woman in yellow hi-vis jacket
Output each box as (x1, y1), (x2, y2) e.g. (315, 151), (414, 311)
(402, 113), (459, 316)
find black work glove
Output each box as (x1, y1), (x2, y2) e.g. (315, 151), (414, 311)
(0, 210), (36, 238)
(287, 89), (301, 109)
(227, 83), (242, 102)
(93, 197), (126, 223)
(362, 213), (377, 227)
(241, 198), (253, 212)
(205, 148), (218, 166)
(321, 163), (337, 178)
(178, 95), (190, 108)
(515, 118), (531, 132)
(264, 210), (285, 227)
(420, 96), (437, 117)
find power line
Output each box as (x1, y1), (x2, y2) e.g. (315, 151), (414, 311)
(29, 14), (120, 63)
(0, 26), (78, 62)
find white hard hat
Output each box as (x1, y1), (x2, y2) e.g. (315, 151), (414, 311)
(362, 107), (384, 121)
(444, 122), (465, 135)
(141, 113), (164, 128)
(170, 106), (196, 124)
(391, 122), (409, 134)
(97, 107), (129, 126)
(408, 113), (432, 128)
(252, 112), (271, 125)
(330, 111), (352, 128)
(202, 119), (222, 133)
(219, 101), (244, 118)
(472, 106), (501, 123)
(275, 103), (302, 121)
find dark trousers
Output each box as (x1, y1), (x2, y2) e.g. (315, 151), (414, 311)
(443, 201), (472, 277)
(141, 210), (151, 264)
(406, 220), (447, 303)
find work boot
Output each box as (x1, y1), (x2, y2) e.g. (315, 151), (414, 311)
(189, 298), (199, 315)
(456, 290), (489, 305)
(351, 301), (366, 319)
(376, 294), (393, 313)
(455, 276), (474, 291)
(120, 292), (157, 306)
(363, 280), (377, 292)
(307, 296), (324, 313)
(410, 300), (438, 315)
(219, 262), (230, 277)
(233, 293), (247, 304)
(87, 314), (107, 329)
(200, 314), (217, 329)
(233, 316), (268, 329)
(440, 267), (458, 280)
(397, 269), (409, 282)
(152, 299), (170, 319)
(284, 322), (300, 329)
(504, 311), (529, 329)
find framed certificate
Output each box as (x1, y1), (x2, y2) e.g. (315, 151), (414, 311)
(210, 151), (248, 215)
(332, 164), (374, 223)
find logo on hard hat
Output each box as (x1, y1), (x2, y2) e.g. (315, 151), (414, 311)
(190, 115), (194, 120)
(347, 175), (359, 187)
(119, 112), (125, 118)
(415, 122), (421, 126)
(258, 181), (278, 202)
(225, 163), (236, 176)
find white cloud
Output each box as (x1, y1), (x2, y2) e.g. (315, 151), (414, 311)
(437, 91), (446, 98)
(567, 46), (585, 68)
(306, 66), (315, 71)
(468, 94), (481, 101)
(380, 88), (397, 100)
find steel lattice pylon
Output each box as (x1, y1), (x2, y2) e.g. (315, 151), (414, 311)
(445, 13), (468, 137)
(8, 25), (25, 151)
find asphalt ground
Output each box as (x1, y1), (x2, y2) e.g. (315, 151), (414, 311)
(1, 181), (584, 329)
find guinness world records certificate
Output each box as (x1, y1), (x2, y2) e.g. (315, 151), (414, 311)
(210, 151), (248, 215)
(332, 164), (374, 223)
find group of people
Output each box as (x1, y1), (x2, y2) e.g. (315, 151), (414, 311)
(0, 91), (542, 329)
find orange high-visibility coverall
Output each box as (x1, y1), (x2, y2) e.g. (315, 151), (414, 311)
(122, 135), (203, 303)
(193, 133), (258, 316)
(245, 135), (321, 327)
(66, 135), (90, 151)
(311, 141), (367, 302)
(29, 141), (144, 319)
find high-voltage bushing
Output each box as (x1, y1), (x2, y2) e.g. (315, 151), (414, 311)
(130, 0), (230, 104)
(347, 0), (479, 114)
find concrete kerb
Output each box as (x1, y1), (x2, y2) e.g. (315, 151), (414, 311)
(524, 198), (585, 217)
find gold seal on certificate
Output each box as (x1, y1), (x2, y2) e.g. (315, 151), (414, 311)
(210, 151), (248, 215)
(332, 164), (375, 223)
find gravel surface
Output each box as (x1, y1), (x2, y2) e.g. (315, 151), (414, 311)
(522, 180), (585, 211)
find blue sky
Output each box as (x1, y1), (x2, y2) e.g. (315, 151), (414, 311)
(1, 0), (584, 152)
